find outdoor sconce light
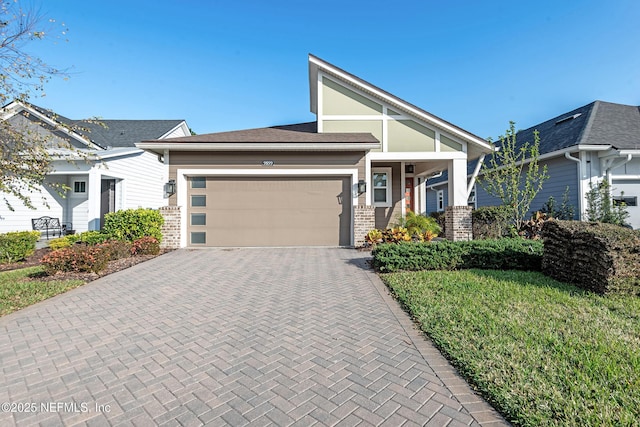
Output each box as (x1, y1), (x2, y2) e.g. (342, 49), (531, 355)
(164, 179), (176, 197)
(357, 180), (366, 195)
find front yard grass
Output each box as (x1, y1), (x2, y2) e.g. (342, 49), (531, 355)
(381, 269), (640, 426)
(0, 267), (85, 316)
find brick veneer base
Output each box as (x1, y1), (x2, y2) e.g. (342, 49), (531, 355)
(159, 206), (181, 249)
(354, 205), (376, 247)
(444, 206), (473, 241)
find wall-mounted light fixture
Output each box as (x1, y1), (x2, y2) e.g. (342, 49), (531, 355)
(357, 180), (366, 195)
(164, 179), (176, 197)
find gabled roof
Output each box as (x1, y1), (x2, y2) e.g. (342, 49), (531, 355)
(508, 100), (640, 155)
(21, 102), (187, 149)
(308, 54), (493, 155)
(137, 122), (381, 152)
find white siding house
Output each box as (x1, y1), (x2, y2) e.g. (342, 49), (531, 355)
(0, 101), (191, 233)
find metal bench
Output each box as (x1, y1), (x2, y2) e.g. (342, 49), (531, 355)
(31, 216), (72, 239)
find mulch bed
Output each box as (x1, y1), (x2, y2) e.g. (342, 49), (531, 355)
(1, 247), (167, 283)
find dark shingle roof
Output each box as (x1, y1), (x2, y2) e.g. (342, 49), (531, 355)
(505, 100), (640, 155)
(151, 121), (379, 144)
(29, 104), (184, 148)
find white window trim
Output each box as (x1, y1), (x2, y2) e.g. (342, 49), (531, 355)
(437, 189), (444, 212)
(468, 184), (477, 209)
(73, 180), (86, 194)
(372, 167), (392, 208)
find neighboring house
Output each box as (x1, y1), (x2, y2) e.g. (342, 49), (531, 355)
(426, 101), (640, 228)
(0, 101), (191, 233)
(137, 55), (493, 247)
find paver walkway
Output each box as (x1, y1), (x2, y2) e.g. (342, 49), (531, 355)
(0, 248), (507, 426)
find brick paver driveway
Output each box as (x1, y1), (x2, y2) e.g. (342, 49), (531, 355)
(1, 248), (507, 426)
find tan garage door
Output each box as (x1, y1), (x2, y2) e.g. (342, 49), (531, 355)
(187, 176), (352, 247)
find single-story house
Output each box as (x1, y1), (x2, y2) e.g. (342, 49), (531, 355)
(0, 101), (191, 233)
(137, 55), (493, 247)
(425, 101), (640, 228)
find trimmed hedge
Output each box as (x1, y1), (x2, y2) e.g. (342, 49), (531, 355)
(103, 208), (164, 243)
(542, 220), (640, 295)
(0, 231), (40, 263)
(372, 239), (543, 273)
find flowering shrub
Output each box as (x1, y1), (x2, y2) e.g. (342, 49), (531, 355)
(131, 236), (160, 256)
(41, 245), (110, 274)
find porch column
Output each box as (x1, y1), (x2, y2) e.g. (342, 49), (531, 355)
(159, 206), (182, 249)
(445, 158), (472, 241)
(87, 169), (101, 230)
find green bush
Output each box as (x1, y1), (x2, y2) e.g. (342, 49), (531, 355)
(79, 230), (110, 245)
(103, 208), (164, 243)
(372, 238), (543, 273)
(472, 205), (511, 239)
(41, 245), (110, 274)
(48, 233), (81, 250)
(0, 231), (40, 263)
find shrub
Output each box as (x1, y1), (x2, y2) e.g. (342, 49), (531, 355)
(472, 205), (511, 239)
(103, 208), (164, 243)
(98, 240), (132, 261)
(41, 245), (110, 274)
(395, 210), (441, 239)
(372, 239), (543, 273)
(49, 234), (82, 250)
(365, 229), (383, 246)
(429, 212), (446, 236)
(0, 231), (40, 263)
(131, 236), (160, 256)
(79, 230), (110, 245)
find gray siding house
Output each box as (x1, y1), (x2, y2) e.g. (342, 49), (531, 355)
(426, 101), (640, 228)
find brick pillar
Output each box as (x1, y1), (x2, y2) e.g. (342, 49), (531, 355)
(159, 206), (182, 249)
(353, 205), (376, 247)
(445, 206), (473, 241)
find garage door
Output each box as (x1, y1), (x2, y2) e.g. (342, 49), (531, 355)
(187, 176), (352, 247)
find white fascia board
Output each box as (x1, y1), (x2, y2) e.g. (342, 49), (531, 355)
(10, 102), (95, 148)
(308, 55), (492, 152)
(158, 121), (190, 139)
(136, 142), (380, 151)
(94, 148), (142, 160)
(369, 152), (466, 161)
(615, 149), (640, 156)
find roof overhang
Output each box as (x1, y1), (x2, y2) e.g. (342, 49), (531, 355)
(308, 54), (494, 155)
(135, 141), (380, 154)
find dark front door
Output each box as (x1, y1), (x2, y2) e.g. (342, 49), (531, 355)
(100, 179), (116, 229)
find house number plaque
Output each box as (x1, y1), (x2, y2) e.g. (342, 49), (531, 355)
(261, 160), (275, 166)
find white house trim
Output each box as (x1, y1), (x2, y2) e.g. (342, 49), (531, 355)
(309, 55), (492, 152)
(176, 168), (359, 248)
(369, 152), (467, 161)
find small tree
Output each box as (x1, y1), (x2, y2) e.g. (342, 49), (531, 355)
(585, 180), (629, 226)
(477, 121), (549, 231)
(0, 1), (72, 210)
(540, 186), (575, 220)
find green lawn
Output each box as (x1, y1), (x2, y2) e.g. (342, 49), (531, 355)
(0, 267), (85, 316)
(381, 269), (640, 426)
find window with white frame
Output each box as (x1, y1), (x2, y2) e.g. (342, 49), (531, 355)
(372, 168), (392, 207)
(437, 190), (444, 212)
(73, 181), (86, 193)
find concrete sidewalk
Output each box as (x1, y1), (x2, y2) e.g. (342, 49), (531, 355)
(0, 248), (507, 426)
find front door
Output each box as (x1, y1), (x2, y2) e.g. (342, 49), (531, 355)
(100, 179), (116, 229)
(405, 177), (414, 212)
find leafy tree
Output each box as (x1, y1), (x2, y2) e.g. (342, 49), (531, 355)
(477, 121), (549, 231)
(0, 1), (72, 210)
(585, 180), (629, 226)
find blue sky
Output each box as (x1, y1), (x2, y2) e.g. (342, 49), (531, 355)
(26, 0), (640, 139)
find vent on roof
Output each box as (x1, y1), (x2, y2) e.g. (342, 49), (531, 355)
(555, 113), (582, 125)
